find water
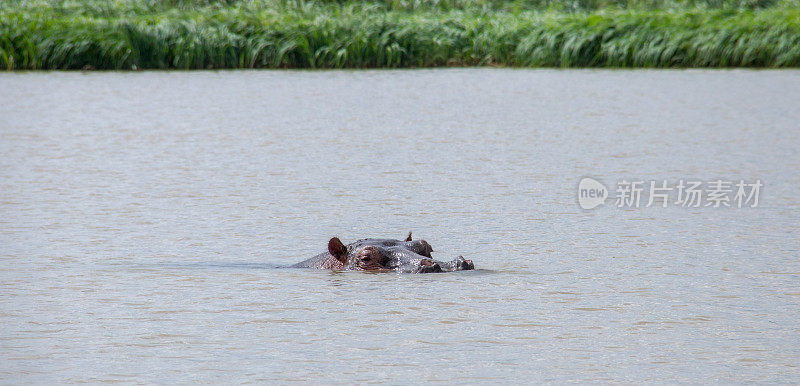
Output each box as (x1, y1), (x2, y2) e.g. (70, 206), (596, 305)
(1, 69), (799, 383)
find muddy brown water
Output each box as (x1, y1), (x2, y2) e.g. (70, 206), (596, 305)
(1, 69), (799, 383)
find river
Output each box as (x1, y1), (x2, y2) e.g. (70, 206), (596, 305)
(1, 69), (799, 383)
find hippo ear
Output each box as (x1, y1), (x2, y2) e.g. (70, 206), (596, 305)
(328, 237), (348, 264)
(405, 231), (412, 242)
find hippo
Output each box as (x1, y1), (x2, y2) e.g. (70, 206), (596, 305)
(292, 232), (474, 273)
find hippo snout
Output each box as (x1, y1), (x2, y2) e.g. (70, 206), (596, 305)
(445, 256), (474, 271)
(453, 256), (474, 271)
(416, 256), (473, 273)
(416, 259), (443, 273)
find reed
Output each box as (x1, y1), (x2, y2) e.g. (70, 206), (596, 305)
(1, 0), (799, 69)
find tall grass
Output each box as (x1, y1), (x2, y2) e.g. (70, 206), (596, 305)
(1, 0), (799, 69)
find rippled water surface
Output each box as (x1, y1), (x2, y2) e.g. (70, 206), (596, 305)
(1, 69), (799, 383)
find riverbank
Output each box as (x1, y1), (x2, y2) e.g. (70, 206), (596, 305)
(2, 0), (799, 69)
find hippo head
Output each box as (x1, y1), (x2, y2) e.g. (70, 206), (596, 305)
(325, 233), (474, 273)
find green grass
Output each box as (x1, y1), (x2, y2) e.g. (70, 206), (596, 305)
(1, 0), (799, 69)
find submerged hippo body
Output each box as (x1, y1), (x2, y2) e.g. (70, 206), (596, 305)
(292, 233), (474, 273)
